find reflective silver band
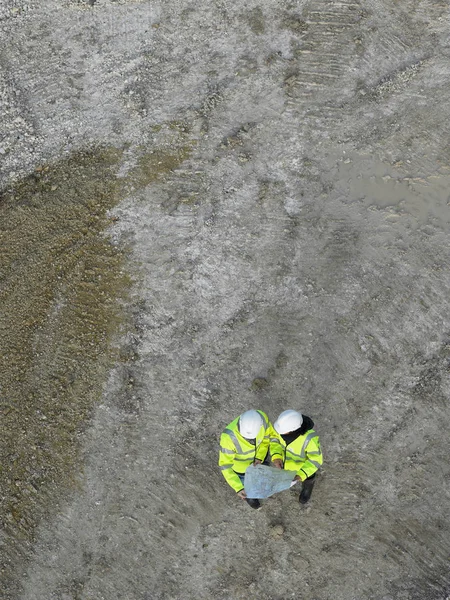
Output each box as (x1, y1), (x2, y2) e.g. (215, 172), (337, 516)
(307, 458), (321, 469)
(224, 428), (243, 454)
(234, 456), (254, 462)
(307, 450), (321, 456)
(220, 447), (234, 455)
(286, 457), (303, 464)
(300, 431), (317, 458)
(258, 410), (269, 431)
(270, 437), (279, 443)
(219, 465), (233, 471)
(287, 448), (304, 459)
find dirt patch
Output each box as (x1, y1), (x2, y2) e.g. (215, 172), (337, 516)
(0, 134), (194, 595)
(0, 146), (127, 589)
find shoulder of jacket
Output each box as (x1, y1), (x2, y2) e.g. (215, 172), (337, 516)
(256, 410), (270, 427)
(222, 420), (239, 437)
(305, 427), (318, 434)
(305, 429), (320, 440)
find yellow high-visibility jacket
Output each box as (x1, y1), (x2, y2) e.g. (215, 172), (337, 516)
(219, 411), (278, 493)
(271, 426), (322, 481)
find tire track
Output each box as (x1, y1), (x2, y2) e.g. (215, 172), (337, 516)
(284, 0), (364, 111)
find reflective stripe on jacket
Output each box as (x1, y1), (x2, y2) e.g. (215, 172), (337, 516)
(271, 429), (322, 481)
(219, 410), (271, 493)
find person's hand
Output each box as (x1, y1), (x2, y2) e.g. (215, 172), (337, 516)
(253, 459), (262, 466)
(237, 489), (247, 499)
(272, 459), (283, 469)
(293, 475), (302, 482)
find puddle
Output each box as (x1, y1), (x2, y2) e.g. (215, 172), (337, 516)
(333, 153), (450, 227)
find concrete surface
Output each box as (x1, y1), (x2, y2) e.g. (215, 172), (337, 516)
(1, 0), (450, 599)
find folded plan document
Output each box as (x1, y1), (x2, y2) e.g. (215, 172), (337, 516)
(244, 464), (299, 499)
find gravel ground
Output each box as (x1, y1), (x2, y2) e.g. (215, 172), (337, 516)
(1, 1), (450, 599)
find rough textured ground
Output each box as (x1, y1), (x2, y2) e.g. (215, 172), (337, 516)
(1, 1), (450, 599)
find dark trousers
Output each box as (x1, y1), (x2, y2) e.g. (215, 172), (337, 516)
(299, 473), (316, 503)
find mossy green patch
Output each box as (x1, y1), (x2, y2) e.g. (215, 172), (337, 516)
(129, 144), (194, 190)
(0, 148), (125, 565)
(0, 133), (194, 592)
(251, 377), (269, 391)
(246, 7), (266, 35)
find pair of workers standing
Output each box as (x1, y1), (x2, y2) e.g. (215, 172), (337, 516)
(219, 409), (322, 509)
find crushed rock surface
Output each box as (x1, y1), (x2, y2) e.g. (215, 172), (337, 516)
(1, 1), (450, 599)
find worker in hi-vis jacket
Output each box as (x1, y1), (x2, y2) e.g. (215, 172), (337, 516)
(218, 409), (279, 510)
(271, 409), (322, 504)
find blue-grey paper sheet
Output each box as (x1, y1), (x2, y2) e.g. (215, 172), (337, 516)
(244, 464), (298, 499)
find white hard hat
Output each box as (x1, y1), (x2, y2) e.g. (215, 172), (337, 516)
(274, 410), (303, 434)
(239, 410), (264, 439)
